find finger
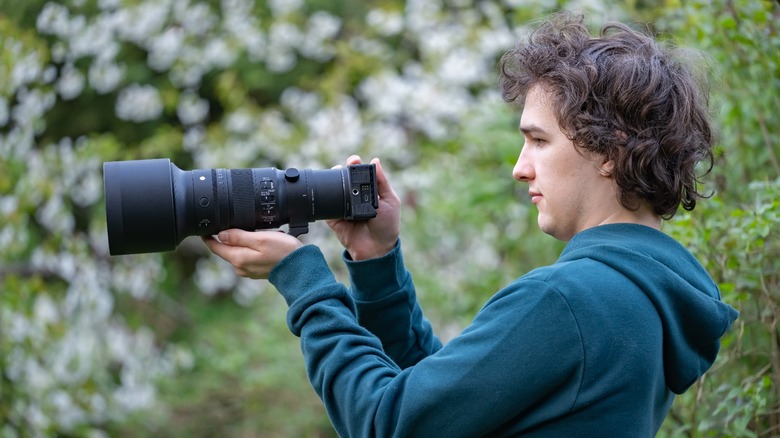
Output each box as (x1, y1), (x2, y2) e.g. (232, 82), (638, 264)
(325, 218), (343, 228)
(346, 155), (362, 166)
(216, 228), (259, 248)
(202, 235), (242, 262)
(205, 230), (268, 263)
(370, 157), (398, 200)
(334, 155), (362, 169)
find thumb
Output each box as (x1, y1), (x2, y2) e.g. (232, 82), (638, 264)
(217, 229), (253, 247)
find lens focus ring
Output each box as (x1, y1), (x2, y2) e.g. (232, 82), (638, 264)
(230, 169), (255, 230)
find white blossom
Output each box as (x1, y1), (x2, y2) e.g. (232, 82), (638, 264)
(478, 26), (517, 57)
(258, 110), (294, 141)
(11, 89), (56, 125)
(6, 312), (31, 343)
(177, 91), (210, 125)
(25, 359), (53, 394)
(36, 193), (75, 235)
(225, 109), (254, 134)
(404, 0), (443, 34)
(366, 9), (405, 36)
(281, 87), (322, 119)
(113, 381), (156, 412)
(42, 65), (58, 84)
(241, 29), (267, 61)
(418, 23), (466, 58)
(36, 2), (71, 37)
(307, 97), (364, 155)
(99, 0), (121, 10)
(503, 0), (556, 6)
(173, 0), (217, 36)
(50, 41), (68, 63)
(266, 21), (302, 72)
(221, 0), (265, 60)
(71, 169), (102, 207)
(56, 63), (85, 100)
(11, 51), (43, 91)
(234, 277), (269, 306)
(88, 60), (125, 94)
(51, 390), (87, 430)
(269, 0), (303, 17)
(266, 50), (297, 73)
(115, 1), (170, 44)
(194, 257), (238, 296)
(115, 84), (163, 122)
(358, 71), (412, 117)
(0, 195), (17, 216)
(437, 48), (487, 87)
(203, 37), (237, 68)
(49, 329), (95, 385)
(110, 255), (165, 299)
(147, 27), (185, 71)
(0, 97), (8, 126)
(169, 63), (207, 88)
(365, 121), (410, 162)
(68, 17), (118, 61)
(299, 12), (341, 61)
(34, 294), (60, 326)
(183, 125), (206, 152)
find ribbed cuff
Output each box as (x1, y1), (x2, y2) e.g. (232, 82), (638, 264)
(343, 240), (409, 301)
(269, 244), (337, 307)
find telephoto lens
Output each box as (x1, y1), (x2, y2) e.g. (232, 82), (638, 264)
(103, 158), (379, 255)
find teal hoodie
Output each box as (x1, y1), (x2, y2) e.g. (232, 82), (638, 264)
(269, 223), (738, 437)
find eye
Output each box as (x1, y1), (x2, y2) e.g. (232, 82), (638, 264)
(522, 135), (544, 146)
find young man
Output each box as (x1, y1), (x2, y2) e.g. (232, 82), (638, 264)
(204, 12), (738, 437)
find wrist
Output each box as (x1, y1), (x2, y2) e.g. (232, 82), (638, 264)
(344, 240), (407, 301)
(347, 239), (399, 261)
(269, 245), (337, 307)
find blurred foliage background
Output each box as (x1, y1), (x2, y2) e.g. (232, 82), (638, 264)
(0, 0), (777, 436)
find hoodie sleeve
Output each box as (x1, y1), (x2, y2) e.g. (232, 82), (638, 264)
(343, 240), (443, 369)
(269, 245), (585, 438)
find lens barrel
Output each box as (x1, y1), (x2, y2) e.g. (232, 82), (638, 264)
(103, 159), (378, 255)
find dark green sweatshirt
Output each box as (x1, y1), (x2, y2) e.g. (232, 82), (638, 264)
(269, 223), (738, 437)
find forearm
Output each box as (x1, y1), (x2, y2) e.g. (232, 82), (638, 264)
(345, 240), (442, 368)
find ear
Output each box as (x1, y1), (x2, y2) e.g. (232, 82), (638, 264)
(598, 158), (614, 177)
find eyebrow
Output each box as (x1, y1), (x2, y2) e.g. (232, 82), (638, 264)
(519, 123), (551, 136)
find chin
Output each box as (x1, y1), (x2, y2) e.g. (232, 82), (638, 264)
(537, 219), (556, 238)
(538, 220), (571, 242)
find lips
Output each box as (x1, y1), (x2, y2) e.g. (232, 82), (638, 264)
(529, 190), (542, 204)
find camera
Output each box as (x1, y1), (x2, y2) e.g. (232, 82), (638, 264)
(103, 158), (379, 255)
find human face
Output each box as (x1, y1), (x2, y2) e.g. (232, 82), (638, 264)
(512, 85), (616, 241)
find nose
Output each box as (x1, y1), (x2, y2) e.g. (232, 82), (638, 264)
(512, 146), (534, 182)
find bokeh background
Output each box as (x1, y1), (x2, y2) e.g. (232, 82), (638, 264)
(0, 0), (778, 436)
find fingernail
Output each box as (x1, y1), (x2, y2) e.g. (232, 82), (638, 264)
(218, 231), (228, 242)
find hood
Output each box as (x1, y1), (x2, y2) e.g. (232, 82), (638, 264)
(557, 224), (739, 394)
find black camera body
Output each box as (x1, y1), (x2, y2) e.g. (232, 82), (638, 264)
(103, 158), (379, 255)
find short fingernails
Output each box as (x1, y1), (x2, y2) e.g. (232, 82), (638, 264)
(218, 231), (228, 243)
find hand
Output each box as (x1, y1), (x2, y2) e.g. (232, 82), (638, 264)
(327, 155), (401, 260)
(202, 229), (303, 279)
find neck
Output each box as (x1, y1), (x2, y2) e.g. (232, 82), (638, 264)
(598, 201), (661, 231)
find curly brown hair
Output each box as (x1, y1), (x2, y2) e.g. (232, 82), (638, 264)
(499, 12), (714, 218)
